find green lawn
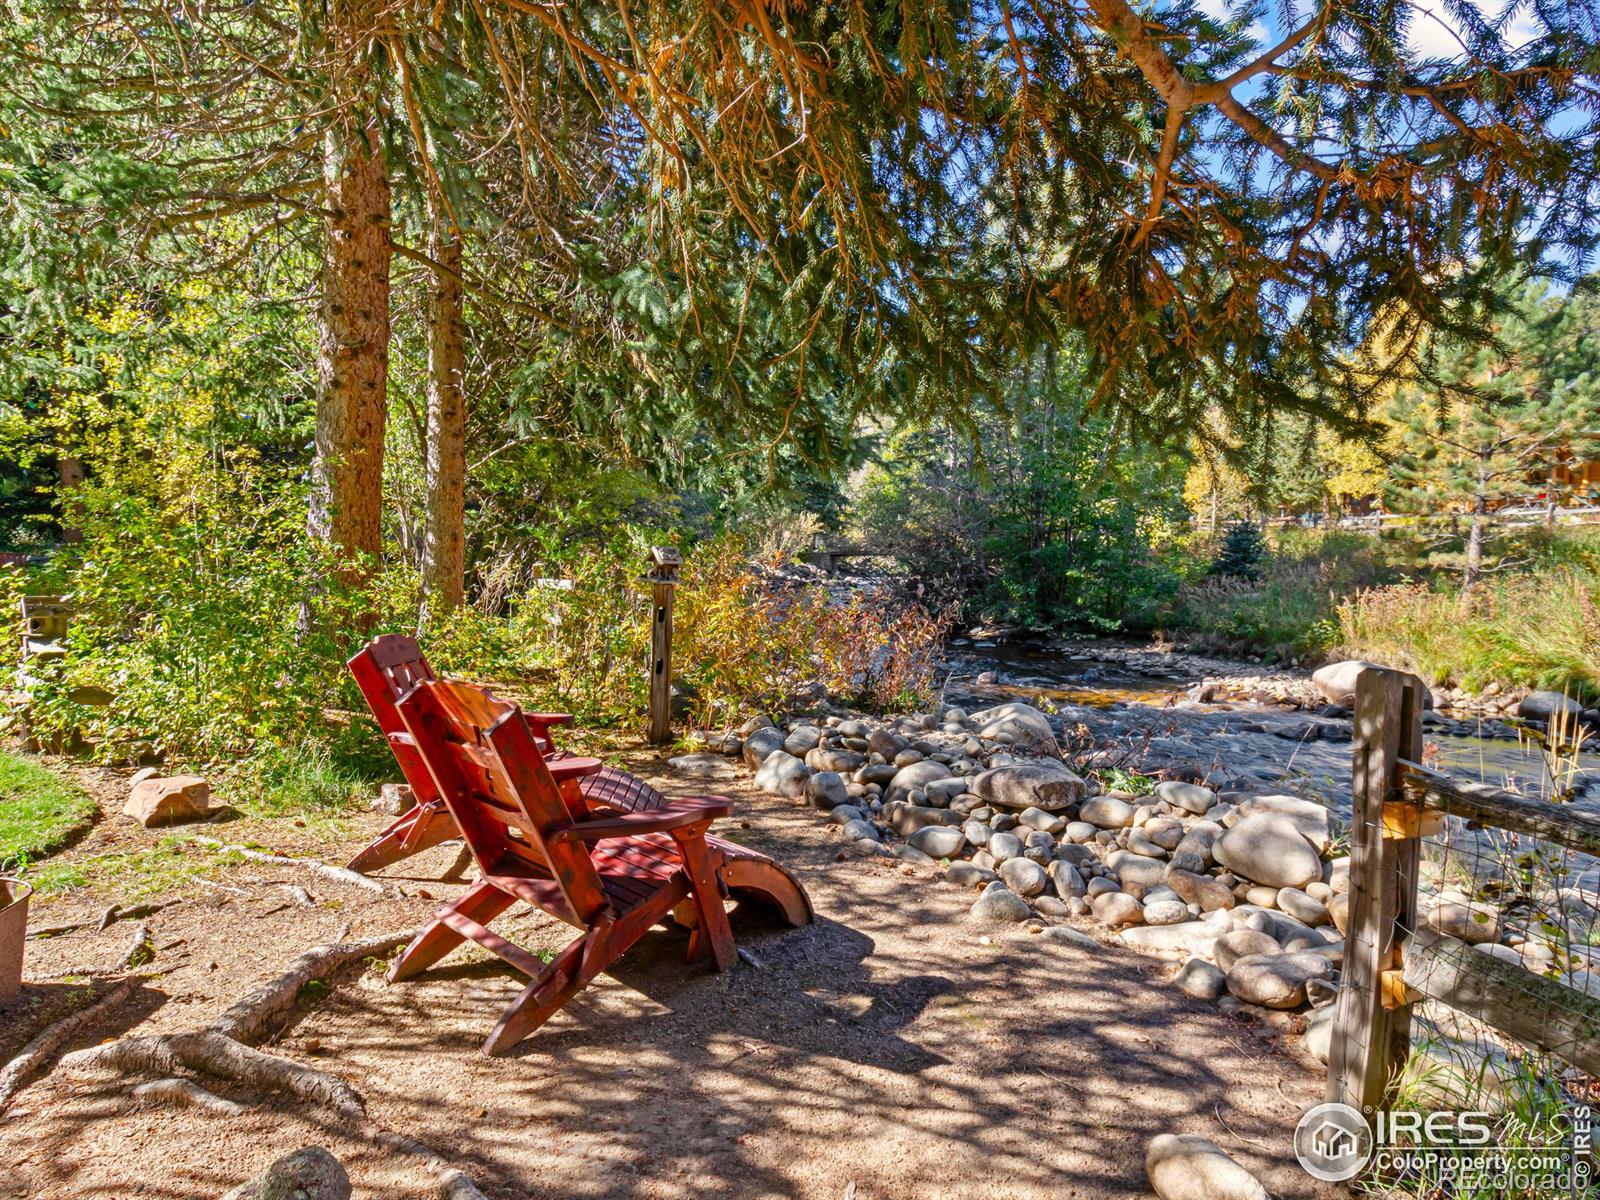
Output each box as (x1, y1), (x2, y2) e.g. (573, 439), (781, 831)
(0, 750), (98, 870)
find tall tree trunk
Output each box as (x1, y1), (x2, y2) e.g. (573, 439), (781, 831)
(308, 114), (391, 582)
(56, 455), (84, 544)
(1464, 451), (1489, 592)
(420, 194), (466, 625)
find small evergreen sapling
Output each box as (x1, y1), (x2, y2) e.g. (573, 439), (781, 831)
(1210, 521), (1268, 581)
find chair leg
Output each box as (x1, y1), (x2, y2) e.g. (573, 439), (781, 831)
(347, 802), (459, 873)
(389, 879), (516, 982)
(482, 927), (601, 1055)
(673, 828), (736, 971)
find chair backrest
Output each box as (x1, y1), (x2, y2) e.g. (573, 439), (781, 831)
(396, 678), (609, 923)
(348, 635), (440, 806)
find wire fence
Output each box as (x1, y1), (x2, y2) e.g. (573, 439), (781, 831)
(1329, 668), (1600, 1118)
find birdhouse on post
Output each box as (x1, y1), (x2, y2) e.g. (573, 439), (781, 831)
(646, 546), (683, 744)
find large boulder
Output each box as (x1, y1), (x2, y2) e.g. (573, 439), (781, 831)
(1214, 813), (1323, 889)
(123, 775), (211, 827)
(1226, 950), (1334, 1008)
(908, 825), (966, 860)
(805, 771), (849, 809)
(967, 702), (1058, 750)
(1080, 796), (1134, 829)
(223, 1147), (351, 1200)
(884, 760), (955, 804)
(999, 857), (1048, 897)
(966, 760), (1086, 812)
(754, 751), (810, 799)
(1517, 690), (1585, 724)
(1229, 794), (1334, 853)
(1155, 781), (1216, 815)
(971, 882), (1032, 924)
(1311, 660), (1384, 705)
(1145, 1135), (1267, 1200)
(1092, 891), (1145, 927)
(1423, 901), (1502, 945)
(1213, 929), (1281, 973)
(741, 727), (785, 768)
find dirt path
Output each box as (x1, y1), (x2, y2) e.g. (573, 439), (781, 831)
(1, 752), (1341, 1200)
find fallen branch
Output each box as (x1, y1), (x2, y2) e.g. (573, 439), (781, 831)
(0, 977), (137, 1109)
(195, 837), (400, 896)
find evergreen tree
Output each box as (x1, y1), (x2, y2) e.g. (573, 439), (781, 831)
(1388, 281), (1600, 588)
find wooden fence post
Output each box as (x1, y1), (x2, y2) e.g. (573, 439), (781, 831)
(1327, 666), (1427, 1112)
(646, 546), (682, 745)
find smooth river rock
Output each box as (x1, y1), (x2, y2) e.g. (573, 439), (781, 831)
(1145, 1134), (1268, 1200)
(966, 760), (1087, 812)
(1214, 813), (1323, 890)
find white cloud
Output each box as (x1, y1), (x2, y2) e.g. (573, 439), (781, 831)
(1404, 0), (1543, 60)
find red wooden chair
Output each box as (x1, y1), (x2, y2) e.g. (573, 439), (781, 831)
(345, 636), (814, 929)
(346, 636), (584, 872)
(390, 677), (738, 1053)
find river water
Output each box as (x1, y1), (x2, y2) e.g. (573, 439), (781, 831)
(943, 636), (1600, 819)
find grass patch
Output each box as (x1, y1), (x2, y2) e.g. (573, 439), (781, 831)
(22, 836), (237, 899)
(0, 750), (98, 870)
(223, 741), (374, 835)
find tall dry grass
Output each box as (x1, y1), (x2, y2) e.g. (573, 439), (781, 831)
(1336, 569), (1600, 698)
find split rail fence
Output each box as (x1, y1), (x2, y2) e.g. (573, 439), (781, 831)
(1328, 666), (1600, 1112)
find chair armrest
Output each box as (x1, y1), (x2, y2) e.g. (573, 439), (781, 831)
(548, 757), (603, 782)
(526, 712), (574, 729)
(547, 797), (731, 844)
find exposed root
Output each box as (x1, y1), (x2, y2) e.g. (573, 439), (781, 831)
(50, 930), (488, 1195)
(211, 931), (408, 1043)
(27, 899), (181, 941)
(0, 977), (136, 1110)
(132, 1076), (245, 1115)
(196, 837), (401, 896)
(278, 884), (315, 907)
(44, 919), (156, 979)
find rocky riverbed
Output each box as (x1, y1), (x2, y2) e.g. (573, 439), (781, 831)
(941, 638), (1600, 815)
(679, 662), (1600, 1108)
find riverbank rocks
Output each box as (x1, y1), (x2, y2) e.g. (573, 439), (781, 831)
(885, 760), (954, 804)
(123, 775), (211, 827)
(1229, 794), (1334, 852)
(1080, 796), (1134, 829)
(999, 856), (1048, 897)
(1174, 958), (1228, 1001)
(908, 826), (966, 860)
(1226, 950), (1335, 1008)
(1165, 867), (1235, 912)
(1275, 887), (1329, 926)
(1424, 901), (1503, 945)
(742, 727), (785, 767)
(755, 752), (810, 799)
(971, 881), (1032, 924)
(1156, 780), (1216, 815)
(807, 747), (866, 773)
(783, 725), (824, 755)
(967, 760), (1086, 811)
(805, 771), (848, 809)
(1145, 1134), (1267, 1200)
(1311, 659), (1383, 705)
(1517, 690), (1584, 724)
(1092, 891), (1144, 927)
(968, 701), (1058, 749)
(1214, 813), (1323, 889)
(1213, 929), (1281, 973)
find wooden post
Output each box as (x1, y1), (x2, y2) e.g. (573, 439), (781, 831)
(646, 546), (682, 745)
(1328, 666), (1427, 1112)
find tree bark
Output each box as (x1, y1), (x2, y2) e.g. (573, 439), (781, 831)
(1464, 451), (1489, 591)
(421, 193), (466, 624)
(308, 113), (391, 581)
(56, 455), (84, 544)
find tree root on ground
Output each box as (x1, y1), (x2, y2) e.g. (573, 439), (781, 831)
(27, 899), (183, 941)
(44, 920), (155, 980)
(0, 977), (137, 1109)
(195, 837), (402, 896)
(133, 1076), (245, 1115)
(50, 929), (489, 1198)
